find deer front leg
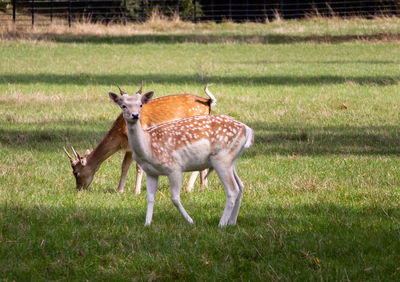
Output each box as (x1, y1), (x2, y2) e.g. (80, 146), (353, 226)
(168, 172), (194, 224)
(145, 174), (159, 226)
(117, 152), (133, 193)
(134, 163), (144, 194)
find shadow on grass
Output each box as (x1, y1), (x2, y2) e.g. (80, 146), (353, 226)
(1, 119), (399, 156)
(1, 73), (399, 86)
(19, 32), (400, 45)
(226, 59), (400, 65)
(1, 201), (399, 280)
(245, 121), (400, 156)
(0, 118), (111, 152)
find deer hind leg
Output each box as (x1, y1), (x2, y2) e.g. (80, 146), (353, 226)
(227, 165), (244, 226)
(168, 172), (194, 224)
(185, 171), (199, 192)
(134, 162), (144, 194)
(117, 152), (133, 193)
(145, 174), (159, 226)
(213, 161), (240, 227)
(200, 169), (209, 189)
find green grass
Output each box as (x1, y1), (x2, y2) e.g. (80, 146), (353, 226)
(1, 18), (400, 280)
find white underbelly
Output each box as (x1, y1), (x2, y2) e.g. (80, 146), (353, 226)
(130, 139), (214, 175)
(173, 140), (212, 172)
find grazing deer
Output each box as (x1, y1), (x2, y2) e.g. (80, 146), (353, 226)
(64, 83), (216, 193)
(109, 88), (254, 227)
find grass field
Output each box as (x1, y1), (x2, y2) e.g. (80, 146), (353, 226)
(1, 18), (400, 280)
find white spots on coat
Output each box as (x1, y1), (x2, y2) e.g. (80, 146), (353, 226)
(146, 115), (247, 165)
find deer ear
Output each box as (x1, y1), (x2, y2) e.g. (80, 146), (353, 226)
(141, 91), (154, 105)
(109, 92), (122, 106)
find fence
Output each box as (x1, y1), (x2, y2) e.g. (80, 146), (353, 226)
(0, 0), (399, 27)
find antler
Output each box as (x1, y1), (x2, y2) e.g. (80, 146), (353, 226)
(71, 146), (82, 160)
(137, 80), (144, 94)
(117, 85), (125, 95)
(63, 147), (74, 161)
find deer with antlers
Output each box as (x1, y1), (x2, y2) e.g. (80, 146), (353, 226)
(64, 83), (216, 193)
(109, 86), (254, 226)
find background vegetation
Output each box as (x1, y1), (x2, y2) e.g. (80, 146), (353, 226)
(1, 17), (400, 280)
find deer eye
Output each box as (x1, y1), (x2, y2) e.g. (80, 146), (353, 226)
(140, 104), (143, 108)
(73, 172), (79, 177)
(121, 105), (127, 109)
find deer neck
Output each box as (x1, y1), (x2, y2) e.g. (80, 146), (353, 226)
(86, 129), (124, 173)
(126, 120), (152, 162)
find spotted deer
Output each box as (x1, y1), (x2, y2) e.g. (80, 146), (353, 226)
(109, 89), (254, 227)
(64, 83), (216, 193)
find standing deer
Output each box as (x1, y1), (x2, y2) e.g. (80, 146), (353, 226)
(64, 83), (216, 193)
(109, 87), (254, 227)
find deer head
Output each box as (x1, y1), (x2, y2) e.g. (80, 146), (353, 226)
(109, 83), (154, 124)
(63, 146), (93, 190)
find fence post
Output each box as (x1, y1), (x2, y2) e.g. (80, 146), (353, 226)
(193, 0), (197, 23)
(68, 0), (71, 27)
(50, 0), (53, 23)
(12, 0), (16, 23)
(246, 0), (249, 21)
(263, 0), (266, 22)
(211, 0), (214, 21)
(123, 0), (127, 25)
(229, 0), (232, 21)
(31, 0), (34, 27)
(141, 0), (144, 22)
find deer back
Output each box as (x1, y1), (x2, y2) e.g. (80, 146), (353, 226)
(140, 94), (211, 129)
(146, 115), (252, 165)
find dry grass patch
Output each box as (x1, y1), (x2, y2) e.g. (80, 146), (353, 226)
(0, 11), (198, 41)
(292, 175), (331, 192)
(1, 14), (399, 43)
